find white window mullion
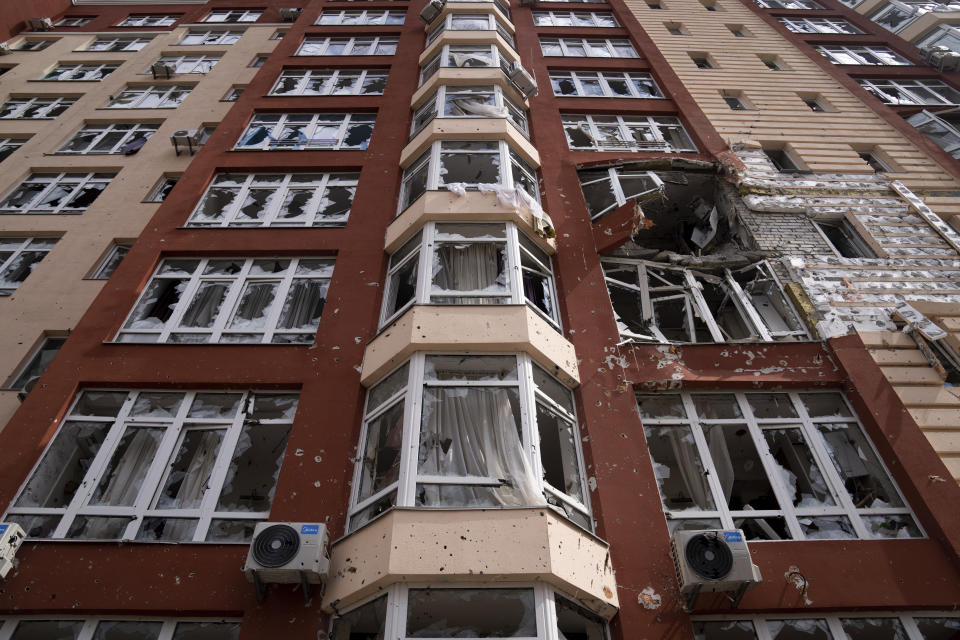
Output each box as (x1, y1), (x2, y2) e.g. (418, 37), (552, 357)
(415, 226), (434, 305)
(517, 356), (539, 478)
(398, 354), (426, 506)
(192, 391), (248, 541)
(159, 265), (206, 342)
(121, 418), (182, 540)
(264, 174), (294, 226)
(260, 261), (296, 343)
(681, 395), (733, 529)
(209, 260), (254, 342)
(506, 224), (524, 305)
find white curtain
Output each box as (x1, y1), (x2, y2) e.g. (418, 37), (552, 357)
(419, 387), (545, 507)
(94, 429), (160, 506)
(706, 425), (735, 505)
(432, 243), (505, 304)
(452, 99), (508, 118)
(666, 429), (712, 510)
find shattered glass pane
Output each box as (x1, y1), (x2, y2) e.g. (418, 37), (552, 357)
(15, 421), (111, 508)
(349, 490), (396, 530)
(737, 515), (791, 540)
(537, 403), (585, 504)
(799, 515), (856, 539)
(431, 242), (509, 303)
(216, 423), (291, 511)
(406, 588), (537, 638)
(644, 425), (715, 511)
(693, 620), (759, 640)
(637, 394), (686, 419)
(358, 401), (404, 501)
(155, 429), (225, 508)
(227, 281), (277, 330)
(367, 363), (409, 410)
(277, 280), (327, 329)
(93, 621), (163, 639)
(767, 619), (831, 640)
(703, 423), (779, 511)
(532, 364), (574, 413)
(692, 395), (742, 419)
(135, 517), (198, 541)
(384, 253), (418, 319)
(90, 427), (163, 506)
(10, 620), (84, 640)
(74, 391), (128, 416)
(747, 394), (797, 419)
(914, 617), (960, 639)
(862, 514), (921, 539)
(66, 516), (130, 540)
(131, 392), (184, 418)
(5, 514), (61, 538)
(667, 517), (723, 533)
(839, 618), (908, 640)
(763, 428), (835, 507)
(556, 595), (606, 640)
(250, 393), (299, 420)
(424, 355), (517, 381)
(814, 423), (903, 509)
(188, 393), (243, 418)
(800, 393), (852, 418)
(331, 596), (387, 640)
(173, 622), (241, 640)
(205, 519), (258, 542)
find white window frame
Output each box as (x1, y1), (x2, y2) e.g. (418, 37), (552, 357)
(187, 172), (359, 228)
(119, 14), (181, 27)
(907, 109), (960, 157)
(859, 78), (960, 105)
(539, 37), (639, 57)
(3, 335), (67, 391)
(754, 0), (824, 8)
(549, 70), (663, 98)
(89, 242), (131, 279)
(56, 17), (92, 27)
(146, 176), (178, 202)
(381, 221), (560, 328)
(116, 257), (334, 344)
(815, 44), (911, 65)
(426, 13), (514, 46)
(532, 10), (618, 26)
(778, 16), (861, 33)
(917, 24), (960, 53)
(41, 63), (118, 82)
(296, 35), (399, 56)
(148, 55), (220, 74)
(107, 84), (192, 108)
(203, 8), (263, 23)
(330, 584), (609, 640)
(347, 353), (591, 533)
(0, 617), (242, 640)
(179, 29), (243, 45)
(234, 113), (376, 151)
(0, 138), (26, 162)
(692, 612), (960, 640)
(577, 166), (663, 219)
(3, 389), (299, 542)
(562, 114), (697, 152)
(418, 43), (515, 85)
(602, 259), (808, 343)
(399, 140), (539, 212)
(317, 9), (406, 25)
(871, 1), (921, 32)
(0, 237), (58, 294)
(0, 173), (113, 215)
(448, 0), (513, 18)
(0, 96), (75, 119)
(86, 36), (153, 51)
(639, 390), (923, 541)
(411, 85), (528, 136)
(57, 123), (159, 155)
(269, 68), (389, 96)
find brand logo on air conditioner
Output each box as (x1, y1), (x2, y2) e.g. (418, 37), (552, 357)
(301, 524), (320, 535)
(723, 531), (742, 543)
(0, 525), (7, 536)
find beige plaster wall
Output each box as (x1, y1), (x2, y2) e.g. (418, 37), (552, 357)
(0, 25), (277, 429)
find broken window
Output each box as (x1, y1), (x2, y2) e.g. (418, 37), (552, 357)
(58, 123), (159, 155)
(427, 12), (514, 46)
(0, 173), (113, 215)
(0, 96), (76, 119)
(539, 37), (639, 58)
(235, 113), (375, 151)
(188, 173), (358, 228)
(533, 10), (618, 26)
(270, 69), (388, 96)
(296, 35), (398, 56)
(419, 43), (515, 85)
(870, 2), (920, 32)
(778, 17), (861, 33)
(917, 24), (960, 54)
(180, 29), (242, 45)
(87, 36), (153, 51)
(2, 618), (241, 639)
(107, 85), (193, 109)
(398, 140), (539, 211)
(204, 8), (262, 22)
(577, 166), (663, 219)
(814, 45), (910, 66)
(695, 615), (960, 639)
(412, 85), (528, 136)
(149, 55), (220, 74)
(906, 110), (960, 159)
(638, 391), (922, 540)
(331, 596), (388, 640)
(753, 0), (823, 8)
(603, 259), (807, 343)
(5, 335), (66, 393)
(119, 14), (181, 26)
(318, 9), (405, 25)
(859, 78), (960, 106)
(116, 257), (334, 344)
(562, 114), (696, 152)
(381, 222), (559, 327)
(550, 70), (662, 98)
(4, 389), (297, 542)
(0, 237), (58, 294)
(41, 63), (118, 82)
(348, 354), (590, 532)
(815, 219), (876, 258)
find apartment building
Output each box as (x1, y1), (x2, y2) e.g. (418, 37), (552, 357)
(0, 0), (959, 639)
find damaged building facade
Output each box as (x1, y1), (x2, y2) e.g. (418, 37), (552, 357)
(1, 1), (960, 640)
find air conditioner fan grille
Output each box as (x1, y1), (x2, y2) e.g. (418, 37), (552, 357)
(252, 524), (300, 568)
(684, 533), (733, 580)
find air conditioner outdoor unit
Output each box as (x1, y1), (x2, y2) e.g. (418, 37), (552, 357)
(29, 17), (54, 31)
(0, 523), (25, 579)
(279, 8), (302, 21)
(0, 42), (10, 55)
(671, 529), (762, 611)
(243, 522), (330, 603)
(151, 62), (175, 79)
(922, 45), (960, 72)
(420, 0), (445, 24)
(170, 129), (203, 155)
(508, 62), (538, 98)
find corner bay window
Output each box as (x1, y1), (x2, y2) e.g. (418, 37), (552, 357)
(399, 140), (538, 211)
(639, 391), (922, 540)
(427, 13), (515, 46)
(412, 85), (528, 136)
(4, 389), (298, 542)
(235, 113), (375, 151)
(349, 354), (590, 531)
(116, 257), (334, 344)
(187, 172), (358, 228)
(562, 114), (696, 152)
(419, 44), (514, 86)
(381, 222), (559, 328)
(331, 586), (607, 640)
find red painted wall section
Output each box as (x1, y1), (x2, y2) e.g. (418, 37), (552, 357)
(0, 0), (71, 41)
